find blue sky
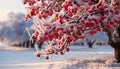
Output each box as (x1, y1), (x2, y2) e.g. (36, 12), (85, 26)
(0, 0), (26, 21)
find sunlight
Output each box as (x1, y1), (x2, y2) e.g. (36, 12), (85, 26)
(0, 0), (26, 22)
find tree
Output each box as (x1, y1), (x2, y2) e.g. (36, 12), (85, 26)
(86, 38), (96, 48)
(0, 12), (30, 45)
(22, 0), (120, 62)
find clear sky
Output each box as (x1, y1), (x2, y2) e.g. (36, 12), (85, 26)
(0, 0), (26, 21)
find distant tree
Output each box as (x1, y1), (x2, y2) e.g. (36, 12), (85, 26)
(86, 38), (96, 48)
(22, 0), (120, 62)
(37, 41), (43, 49)
(30, 39), (36, 48)
(0, 12), (31, 45)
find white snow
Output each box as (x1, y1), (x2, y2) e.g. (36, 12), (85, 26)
(1, 44), (120, 69)
(0, 43), (31, 51)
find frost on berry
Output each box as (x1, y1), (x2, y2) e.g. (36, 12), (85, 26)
(45, 56), (49, 60)
(36, 52), (41, 57)
(66, 48), (70, 52)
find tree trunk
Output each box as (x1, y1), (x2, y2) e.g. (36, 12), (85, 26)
(30, 39), (36, 48)
(114, 48), (120, 63)
(19, 42), (22, 47)
(26, 40), (30, 48)
(88, 43), (93, 48)
(37, 42), (43, 49)
(23, 42), (25, 47)
(89, 46), (92, 48)
(87, 39), (96, 48)
(109, 41), (120, 63)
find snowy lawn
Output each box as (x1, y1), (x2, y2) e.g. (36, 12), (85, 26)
(1, 44), (120, 69)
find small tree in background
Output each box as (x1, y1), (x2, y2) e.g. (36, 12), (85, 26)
(22, 0), (120, 62)
(86, 38), (96, 48)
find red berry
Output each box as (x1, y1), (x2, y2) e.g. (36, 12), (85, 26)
(88, 8), (94, 13)
(62, 2), (68, 11)
(74, 15), (79, 18)
(96, 27), (101, 31)
(66, 2), (72, 6)
(55, 52), (58, 55)
(67, 38), (73, 44)
(89, 30), (97, 35)
(62, 38), (65, 42)
(37, 36), (44, 42)
(42, 15), (47, 19)
(36, 53), (40, 57)
(58, 18), (64, 24)
(66, 48), (70, 52)
(60, 51), (64, 55)
(70, 25), (74, 29)
(32, 33), (37, 39)
(48, 34), (54, 41)
(45, 56), (49, 60)
(106, 24), (111, 30)
(74, 34), (79, 39)
(22, 0), (27, 4)
(45, 31), (49, 35)
(35, 31), (39, 35)
(66, 30), (70, 35)
(47, 50), (51, 53)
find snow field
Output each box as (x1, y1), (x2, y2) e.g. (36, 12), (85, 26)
(1, 44), (120, 69)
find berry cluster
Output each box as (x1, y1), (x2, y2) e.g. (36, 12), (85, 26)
(22, 0), (120, 60)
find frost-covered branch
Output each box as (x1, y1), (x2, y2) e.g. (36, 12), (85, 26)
(22, 0), (120, 59)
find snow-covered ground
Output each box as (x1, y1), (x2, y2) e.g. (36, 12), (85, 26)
(0, 43), (120, 69)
